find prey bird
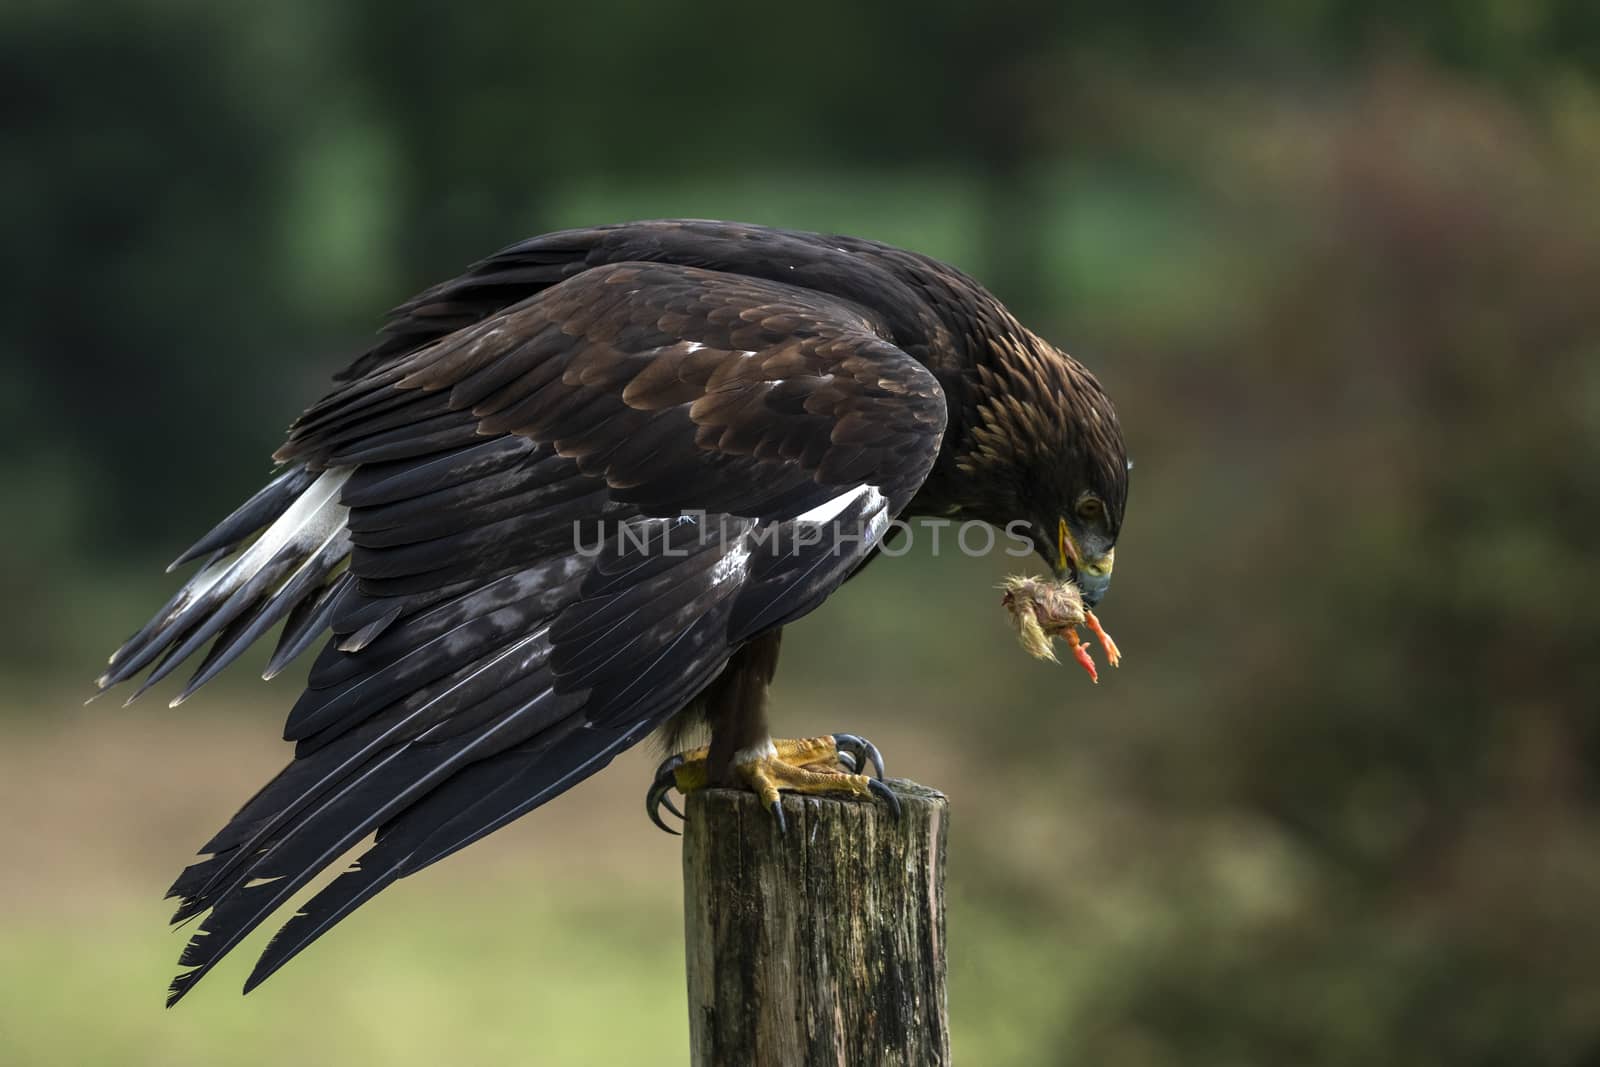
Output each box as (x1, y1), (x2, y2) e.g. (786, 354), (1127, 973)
(96, 220), (1129, 1004)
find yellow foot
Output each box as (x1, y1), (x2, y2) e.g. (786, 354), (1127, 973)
(647, 734), (896, 834)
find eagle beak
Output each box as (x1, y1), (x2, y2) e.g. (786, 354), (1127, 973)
(1054, 520), (1114, 607)
(1054, 517), (1081, 576)
(1075, 563), (1112, 608)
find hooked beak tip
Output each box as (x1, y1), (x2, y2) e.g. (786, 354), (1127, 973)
(1076, 568), (1111, 608)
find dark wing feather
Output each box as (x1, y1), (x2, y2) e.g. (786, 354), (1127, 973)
(104, 259), (945, 1004)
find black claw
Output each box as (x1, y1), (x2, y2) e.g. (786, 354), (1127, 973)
(867, 778), (902, 820)
(660, 791), (686, 821)
(770, 799), (787, 835)
(835, 750), (858, 773)
(646, 756), (685, 836)
(833, 733), (886, 779)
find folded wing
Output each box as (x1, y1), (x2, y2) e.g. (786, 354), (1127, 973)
(101, 260), (947, 1003)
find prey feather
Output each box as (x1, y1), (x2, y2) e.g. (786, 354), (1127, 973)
(999, 574), (1121, 683)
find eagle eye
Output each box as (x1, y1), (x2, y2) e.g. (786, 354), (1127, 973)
(1076, 497), (1104, 522)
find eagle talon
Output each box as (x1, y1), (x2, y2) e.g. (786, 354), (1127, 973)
(647, 752), (701, 836)
(659, 790), (686, 822)
(646, 759), (685, 836)
(832, 733), (886, 779)
(867, 777), (902, 820)
(770, 800), (787, 834)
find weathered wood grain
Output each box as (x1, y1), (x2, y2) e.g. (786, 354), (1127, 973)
(683, 780), (949, 1067)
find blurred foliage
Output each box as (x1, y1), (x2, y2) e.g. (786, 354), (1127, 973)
(3, 1), (1599, 1064)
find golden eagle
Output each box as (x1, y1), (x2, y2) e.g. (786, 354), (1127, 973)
(96, 220), (1128, 1004)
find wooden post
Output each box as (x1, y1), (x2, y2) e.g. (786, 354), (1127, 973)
(682, 780), (950, 1067)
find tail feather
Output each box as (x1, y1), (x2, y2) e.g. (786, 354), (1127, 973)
(264, 572), (353, 681)
(173, 530), (351, 704)
(98, 468), (355, 703)
(241, 716), (650, 995)
(100, 552), (233, 688)
(165, 678), (579, 1007)
(179, 627), (565, 914)
(166, 465), (318, 572)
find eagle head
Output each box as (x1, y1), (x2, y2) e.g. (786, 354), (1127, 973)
(955, 333), (1128, 607)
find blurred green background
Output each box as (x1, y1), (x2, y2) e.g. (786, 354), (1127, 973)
(4, 1), (1599, 1064)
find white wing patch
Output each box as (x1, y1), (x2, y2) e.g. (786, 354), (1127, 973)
(711, 540), (752, 585)
(859, 487), (892, 547)
(795, 483), (886, 527)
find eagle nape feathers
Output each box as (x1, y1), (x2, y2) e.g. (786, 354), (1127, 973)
(92, 219), (1129, 1005)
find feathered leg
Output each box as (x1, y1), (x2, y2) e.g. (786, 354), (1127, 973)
(646, 628), (897, 833)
